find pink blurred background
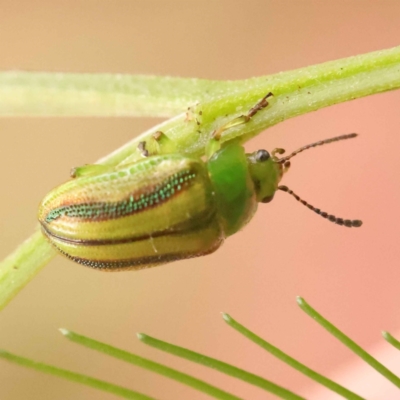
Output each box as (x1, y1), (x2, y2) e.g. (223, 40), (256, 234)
(1, 2), (400, 399)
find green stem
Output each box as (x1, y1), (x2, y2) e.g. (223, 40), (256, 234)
(1, 46), (399, 123)
(137, 333), (304, 400)
(0, 72), (234, 117)
(222, 313), (364, 400)
(0, 350), (155, 400)
(297, 297), (400, 389)
(0, 229), (56, 310)
(1, 45), (400, 310)
(61, 329), (241, 400)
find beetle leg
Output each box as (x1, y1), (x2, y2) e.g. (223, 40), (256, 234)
(205, 137), (222, 159)
(211, 92), (273, 141)
(137, 141), (149, 157)
(272, 147), (285, 158)
(151, 130), (177, 154)
(70, 164), (115, 179)
(116, 131), (180, 167)
(282, 160), (291, 174)
(206, 93), (273, 159)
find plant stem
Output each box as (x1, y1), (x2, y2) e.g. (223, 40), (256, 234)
(0, 229), (56, 310)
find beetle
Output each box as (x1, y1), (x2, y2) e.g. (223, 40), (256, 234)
(38, 93), (362, 271)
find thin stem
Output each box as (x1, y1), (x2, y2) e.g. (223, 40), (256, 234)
(382, 331), (400, 351)
(0, 350), (155, 400)
(60, 329), (241, 400)
(222, 313), (364, 400)
(137, 332), (304, 400)
(297, 297), (400, 388)
(0, 72), (235, 117)
(0, 229), (57, 310)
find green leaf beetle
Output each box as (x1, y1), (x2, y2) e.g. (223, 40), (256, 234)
(38, 93), (362, 271)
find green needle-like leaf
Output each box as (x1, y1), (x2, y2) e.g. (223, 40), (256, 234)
(222, 313), (364, 400)
(137, 333), (304, 400)
(0, 350), (155, 400)
(297, 297), (400, 389)
(60, 329), (241, 400)
(382, 331), (400, 351)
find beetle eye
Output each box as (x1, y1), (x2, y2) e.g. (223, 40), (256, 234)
(255, 150), (270, 162)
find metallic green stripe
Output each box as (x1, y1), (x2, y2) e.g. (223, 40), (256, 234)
(45, 169), (197, 223)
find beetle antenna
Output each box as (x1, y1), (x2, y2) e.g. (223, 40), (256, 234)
(279, 133), (357, 163)
(278, 185), (362, 227)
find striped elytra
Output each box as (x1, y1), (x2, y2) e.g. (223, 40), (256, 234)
(39, 133), (362, 271)
(39, 143), (279, 271)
